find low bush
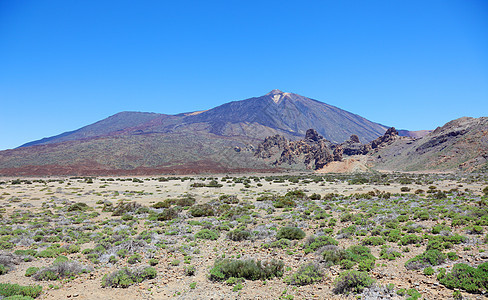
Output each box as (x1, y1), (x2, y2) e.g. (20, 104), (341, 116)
(34, 261), (90, 281)
(399, 234), (422, 245)
(286, 263), (323, 286)
(379, 247), (402, 260)
(101, 266), (157, 288)
(264, 238), (291, 249)
(423, 266), (435, 276)
(67, 202), (89, 212)
(304, 235), (338, 254)
(189, 204), (215, 217)
(156, 208), (178, 221)
(437, 262), (488, 293)
(405, 249), (446, 270)
(276, 227), (306, 240)
(152, 201), (170, 209)
(112, 202), (142, 216)
(362, 236), (386, 246)
(195, 229), (219, 240)
(333, 270), (374, 294)
(273, 197), (297, 208)
(0, 283), (42, 298)
(209, 259), (284, 281)
(321, 246), (347, 266)
(24, 267), (39, 277)
(227, 229), (252, 241)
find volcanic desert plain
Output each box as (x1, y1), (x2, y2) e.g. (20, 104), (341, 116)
(0, 173), (487, 299)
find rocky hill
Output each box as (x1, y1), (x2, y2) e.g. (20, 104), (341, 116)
(372, 117), (488, 172)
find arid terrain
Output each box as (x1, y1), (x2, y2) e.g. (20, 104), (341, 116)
(0, 173), (487, 299)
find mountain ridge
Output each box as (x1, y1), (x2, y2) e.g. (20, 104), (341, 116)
(19, 90), (389, 149)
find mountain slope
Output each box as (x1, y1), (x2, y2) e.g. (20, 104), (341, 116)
(1, 89), (390, 175)
(20, 90), (388, 148)
(372, 117), (488, 172)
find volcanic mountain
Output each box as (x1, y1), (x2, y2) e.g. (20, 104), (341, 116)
(0, 90), (389, 175)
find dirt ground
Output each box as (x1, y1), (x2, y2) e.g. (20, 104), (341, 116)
(0, 174), (487, 300)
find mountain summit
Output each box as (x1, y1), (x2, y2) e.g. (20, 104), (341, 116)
(2, 90), (389, 175)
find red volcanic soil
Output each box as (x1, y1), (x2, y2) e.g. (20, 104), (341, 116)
(0, 160), (282, 176)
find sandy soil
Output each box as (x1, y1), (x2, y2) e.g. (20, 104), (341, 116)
(0, 174), (486, 299)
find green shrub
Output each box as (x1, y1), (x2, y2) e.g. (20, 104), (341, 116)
(333, 270), (374, 294)
(399, 234), (422, 245)
(0, 283), (42, 298)
(406, 288), (421, 300)
(304, 235), (338, 254)
(265, 238), (291, 249)
(156, 208), (178, 221)
(34, 261), (89, 281)
(67, 202), (89, 212)
(405, 249), (446, 270)
(286, 263), (323, 286)
(101, 266), (157, 288)
(379, 248), (402, 260)
(447, 251), (458, 261)
(273, 197), (297, 208)
(195, 229), (219, 240)
(276, 227), (306, 240)
(340, 259), (355, 269)
(24, 267), (39, 277)
(112, 202), (141, 216)
(185, 265), (196, 276)
(423, 267), (435, 276)
(357, 259), (375, 272)
(127, 254), (141, 264)
(227, 229), (252, 241)
(322, 246), (347, 266)
(362, 236), (385, 246)
(189, 204), (215, 217)
(35, 250), (56, 258)
(209, 259), (284, 281)
(152, 201), (170, 209)
(437, 262), (488, 293)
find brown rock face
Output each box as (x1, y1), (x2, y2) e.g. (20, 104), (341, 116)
(370, 127), (399, 149)
(255, 127), (402, 171)
(254, 135), (289, 159)
(254, 129), (341, 170)
(350, 134), (360, 143)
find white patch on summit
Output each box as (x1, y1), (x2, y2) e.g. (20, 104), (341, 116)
(272, 94), (283, 104)
(266, 89), (288, 104)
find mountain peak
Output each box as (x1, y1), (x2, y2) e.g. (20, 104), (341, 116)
(266, 89), (284, 95)
(265, 89), (288, 104)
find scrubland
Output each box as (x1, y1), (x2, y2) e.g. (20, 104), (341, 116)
(0, 173), (487, 299)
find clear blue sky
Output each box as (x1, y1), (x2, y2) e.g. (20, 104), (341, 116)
(1, 0), (487, 150)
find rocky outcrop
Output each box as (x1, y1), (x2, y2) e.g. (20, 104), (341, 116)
(372, 117), (488, 172)
(340, 135), (371, 156)
(370, 127), (399, 149)
(254, 129), (341, 170)
(255, 127), (403, 171)
(254, 135), (289, 159)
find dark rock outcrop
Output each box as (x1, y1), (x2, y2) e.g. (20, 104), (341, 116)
(370, 127), (399, 149)
(255, 126), (403, 171)
(254, 129), (341, 170)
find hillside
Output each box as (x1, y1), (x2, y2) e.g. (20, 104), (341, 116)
(372, 117), (488, 172)
(0, 90), (389, 175)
